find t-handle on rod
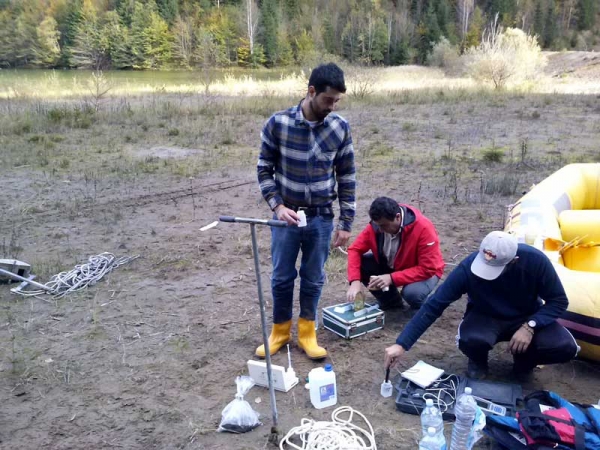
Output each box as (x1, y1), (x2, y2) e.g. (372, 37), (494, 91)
(218, 215), (288, 439)
(219, 216), (287, 228)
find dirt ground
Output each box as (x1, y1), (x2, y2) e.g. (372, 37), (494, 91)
(2, 74), (600, 449)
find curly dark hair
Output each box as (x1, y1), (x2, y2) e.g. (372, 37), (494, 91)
(308, 63), (346, 95)
(369, 197), (400, 221)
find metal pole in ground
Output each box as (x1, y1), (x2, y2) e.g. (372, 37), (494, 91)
(219, 216), (287, 443)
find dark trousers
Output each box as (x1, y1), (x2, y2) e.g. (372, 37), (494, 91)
(360, 253), (439, 309)
(458, 309), (579, 371)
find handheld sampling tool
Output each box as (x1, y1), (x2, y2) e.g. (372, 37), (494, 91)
(381, 366), (393, 398)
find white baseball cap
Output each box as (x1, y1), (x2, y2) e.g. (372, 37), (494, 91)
(471, 231), (518, 280)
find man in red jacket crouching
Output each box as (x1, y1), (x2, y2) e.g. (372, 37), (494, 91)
(346, 197), (445, 310)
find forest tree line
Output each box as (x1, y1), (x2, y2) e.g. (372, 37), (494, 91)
(0, 0), (597, 70)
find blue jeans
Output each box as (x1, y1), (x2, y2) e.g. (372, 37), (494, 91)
(271, 214), (334, 323)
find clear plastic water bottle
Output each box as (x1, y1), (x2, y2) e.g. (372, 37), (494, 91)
(421, 398), (444, 436)
(420, 426), (447, 450)
(449, 387), (478, 450)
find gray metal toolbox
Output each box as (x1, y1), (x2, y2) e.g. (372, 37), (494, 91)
(322, 302), (385, 339)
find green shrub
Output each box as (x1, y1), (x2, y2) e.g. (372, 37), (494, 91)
(427, 37), (461, 74)
(28, 135), (45, 143)
(46, 106), (95, 128)
(47, 107), (67, 123)
(482, 148), (504, 162)
(484, 172), (520, 196)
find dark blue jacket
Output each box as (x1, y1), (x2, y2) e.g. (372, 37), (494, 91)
(397, 244), (568, 350)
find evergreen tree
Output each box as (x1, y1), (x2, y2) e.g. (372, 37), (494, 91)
(341, 8), (361, 63)
(34, 16), (61, 67)
(533, 0), (545, 40)
(116, 0), (136, 26)
(370, 17), (389, 64)
(390, 37), (411, 64)
(577, 0), (596, 30)
(464, 6), (484, 49)
(294, 29), (316, 65)
(205, 6), (238, 66)
(489, 0), (517, 26)
(145, 10), (172, 67)
(0, 9), (16, 66)
(410, 0), (422, 21)
(102, 10), (132, 68)
(436, 0), (453, 40)
(276, 30), (294, 65)
(283, 0), (300, 20)
(58, 0), (83, 67)
(237, 37), (265, 67)
(156, 0), (177, 24)
(70, 0), (105, 69)
(13, 8), (39, 66)
(129, 1), (153, 68)
(322, 18), (337, 54)
(260, 0), (278, 66)
(417, 1), (441, 63)
(543, 2), (558, 48)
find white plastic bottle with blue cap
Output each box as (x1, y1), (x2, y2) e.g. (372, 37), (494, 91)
(308, 364), (337, 409)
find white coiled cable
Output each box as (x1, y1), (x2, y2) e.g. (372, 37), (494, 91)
(15, 252), (139, 298)
(280, 406), (377, 450)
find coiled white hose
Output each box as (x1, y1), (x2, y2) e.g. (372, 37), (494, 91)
(15, 252), (138, 298)
(280, 406), (377, 450)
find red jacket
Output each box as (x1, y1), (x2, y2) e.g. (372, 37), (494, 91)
(347, 205), (445, 286)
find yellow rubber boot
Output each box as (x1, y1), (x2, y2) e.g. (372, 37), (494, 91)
(297, 317), (327, 360)
(255, 320), (292, 358)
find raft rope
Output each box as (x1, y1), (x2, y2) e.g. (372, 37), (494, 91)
(279, 406), (377, 450)
(14, 252), (139, 298)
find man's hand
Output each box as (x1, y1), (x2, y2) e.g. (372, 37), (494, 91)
(508, 326), (533, 354)
(274, 205), (299, 226)
(384, 344), (405, 369)
(368, 274), (393, 290)
(332, 229), (351, 248)
(346, 280), (362, 302)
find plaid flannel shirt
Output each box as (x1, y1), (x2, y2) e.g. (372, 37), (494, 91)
(257, 101), (356, 232)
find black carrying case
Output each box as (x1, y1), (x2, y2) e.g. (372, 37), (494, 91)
(394, 373), (523, 419)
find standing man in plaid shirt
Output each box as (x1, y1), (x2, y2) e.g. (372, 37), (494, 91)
(256, 63), (356, 360)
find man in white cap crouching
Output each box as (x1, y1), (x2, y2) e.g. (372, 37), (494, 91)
(383, 231), (579, 380)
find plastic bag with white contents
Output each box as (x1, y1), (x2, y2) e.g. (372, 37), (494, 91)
(217, 375), (262, 433)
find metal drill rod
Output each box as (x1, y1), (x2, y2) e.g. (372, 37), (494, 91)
(0, 268), (54, 292)
(250, 223), (278, 430)
(219, 215), (289, 437)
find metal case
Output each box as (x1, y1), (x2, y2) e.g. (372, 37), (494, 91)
(322, 302), (384, 339)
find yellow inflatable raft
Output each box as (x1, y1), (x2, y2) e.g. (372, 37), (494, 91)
(505, 163), (600, 361)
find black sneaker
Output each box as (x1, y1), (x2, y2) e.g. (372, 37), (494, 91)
(466, 359), (488, 380)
